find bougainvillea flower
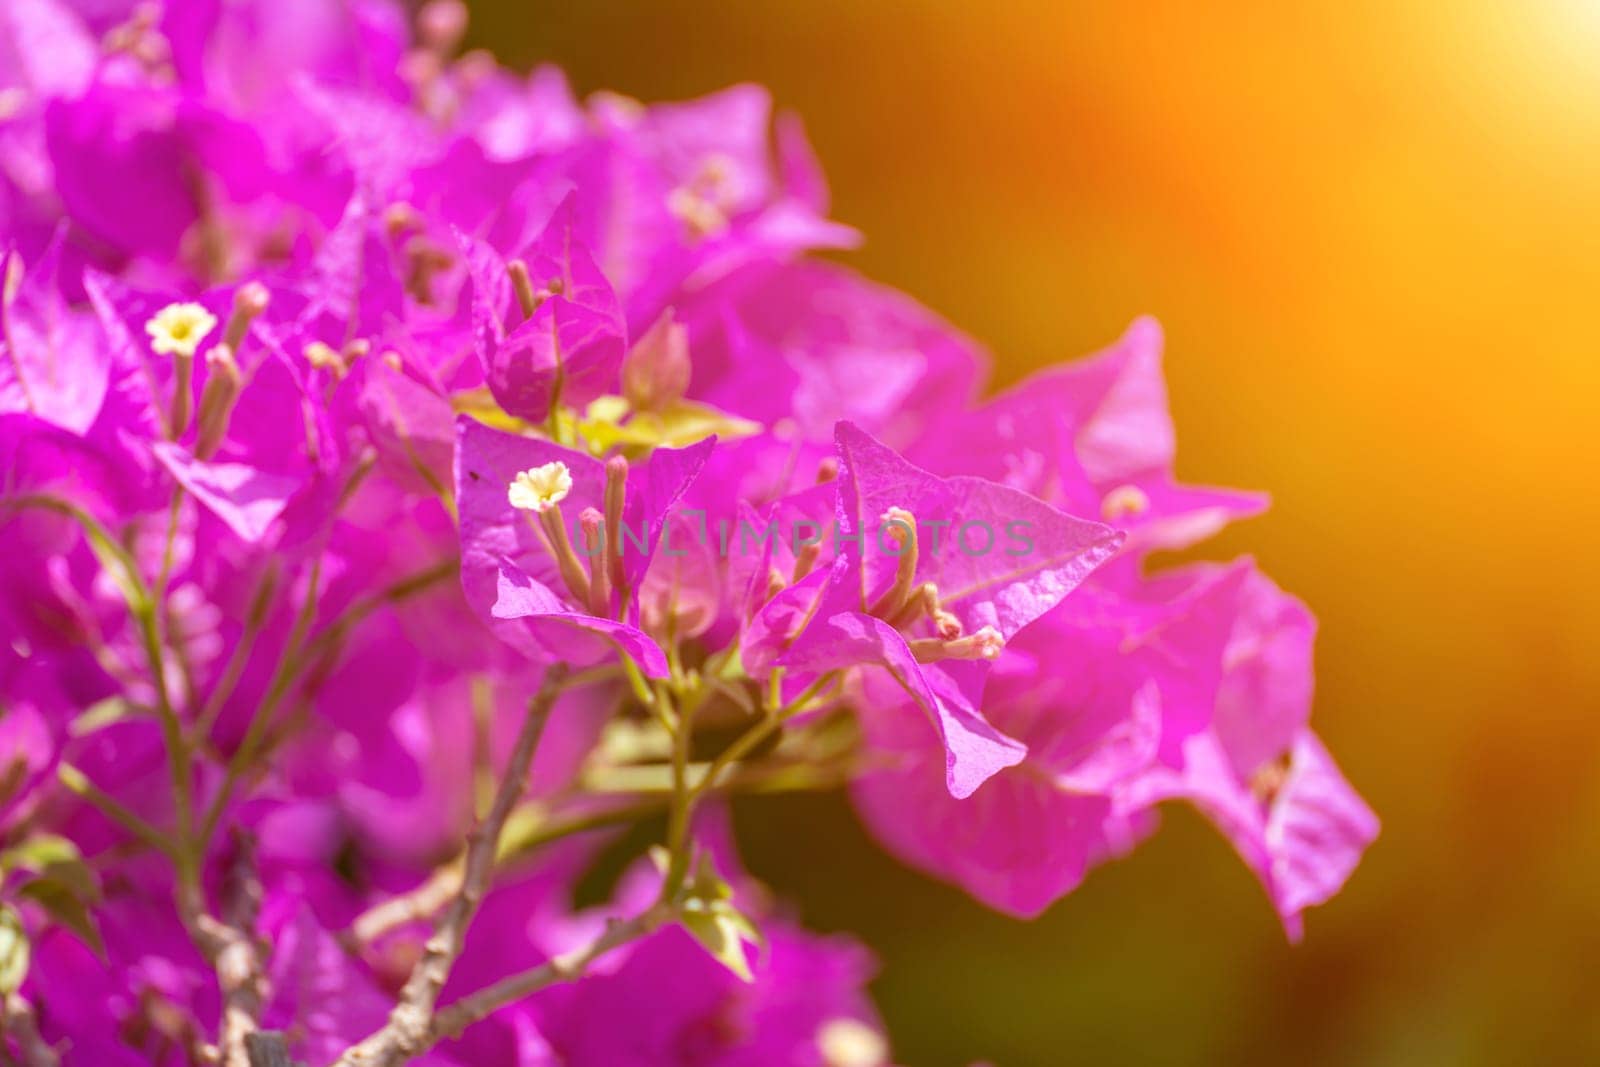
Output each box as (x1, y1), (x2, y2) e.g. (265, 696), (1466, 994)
(683, 261), (985, 449)
(454, 415), (711, 676)
(468, 195), (628, 422)
(0, 3), (1375, 1061)
(1114, 567), (1378, 938)
(0, 243), (108, 434)
(765, 422), (1123, 798)
(914, 317), (1268, 555)
(848, 561), (1252, 915)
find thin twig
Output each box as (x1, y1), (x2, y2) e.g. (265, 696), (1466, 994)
(345, 861), (462, 948)
(330, 665), (567, 1067)
(427, 903), (671, 1043)
(56, 763), (179, 860)
(183, 832), (270, 1067)
(242, 1032), (293, 1067)
(344, 797), (665, 947)
(201, 556), (458, 843)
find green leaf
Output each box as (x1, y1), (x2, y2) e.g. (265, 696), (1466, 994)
(689, 851), (735, 903)
(39, 858), (102, 906)
(679, 905), (757, 982)
(496, 802), (549, 862)
(640, 400), (762, 447)
(578, 398), (761, 455)
(677, 850), (764, 982)
(16, 877), (105, 958)
(0, 904), (28, 994)
(0, 833), (90, 886)
(450, 388), (530, 433)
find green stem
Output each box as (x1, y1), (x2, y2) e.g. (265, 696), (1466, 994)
(691, 670), (841, 805)
(7, 493), (203, 883)
(133, 601), (195, 852)
(57, 764), (179, 860)
(154, 485), (184, 605)
(498, 796), (669, 864)
(659, 684), (695, 899)
(199, 552), (325, 846)
(194, 564), (279, 742)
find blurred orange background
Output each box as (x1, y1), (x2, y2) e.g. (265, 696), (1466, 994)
(469, 2), (1600, 1062)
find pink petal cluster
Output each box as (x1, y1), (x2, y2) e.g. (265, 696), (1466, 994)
(0, 1), (1376, 1063)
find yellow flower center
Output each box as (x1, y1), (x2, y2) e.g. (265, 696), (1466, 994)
(146, 302), (218, 359)
(508, 462), (573, 513)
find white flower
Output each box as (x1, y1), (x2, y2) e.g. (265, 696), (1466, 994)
(508, 462), (573, 513)
(145, 302), (218, 359)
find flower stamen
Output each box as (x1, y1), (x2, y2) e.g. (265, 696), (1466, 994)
(910, 625), (1004, 664)
(580, 507), (612, 618)
(510, 462), (591, 605)
(603, 455), (629, 592)
(867, 507), (919, 622)
(1101, 484), (1150, 521)
(147, 302), (218, 439)
(195, 345), (241, 460)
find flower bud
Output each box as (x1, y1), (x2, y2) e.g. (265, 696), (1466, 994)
(222, 282), (270, 352)
(194, 344), (242, 460)
(580, 506), (612, 618)
(2, 252), (22, 305)
(603, 455), (629, 589)
(507, 259), (540, 319)
(792, 540), (822, 584)
(621, 310), (691, 413)
(304, 342), (348, 379)
(418, 0), (469, 57)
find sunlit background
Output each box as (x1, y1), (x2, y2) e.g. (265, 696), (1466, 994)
(467, 2), (1600, 1062)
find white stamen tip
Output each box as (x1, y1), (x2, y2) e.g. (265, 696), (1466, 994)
(817, 1017), (887, 1067)
(146, 302), (218, 359)
(508, 462), (573, 513)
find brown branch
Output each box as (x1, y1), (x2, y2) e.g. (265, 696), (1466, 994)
(343, 796), (666, 949)
(330, 665), (567, 1067)
(181, 832), (270, 1067)
(427, 903), (670, 1043)
(345, 862), (462, 948)
(243, 1032), (293, 1067)
(2, 993), (60, 1067)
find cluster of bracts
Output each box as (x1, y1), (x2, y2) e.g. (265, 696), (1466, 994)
(0, 1), (1377, 1064)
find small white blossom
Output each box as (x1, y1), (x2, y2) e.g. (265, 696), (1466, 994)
(508, 462), (573, 513)
(145, 302), (218, 359)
